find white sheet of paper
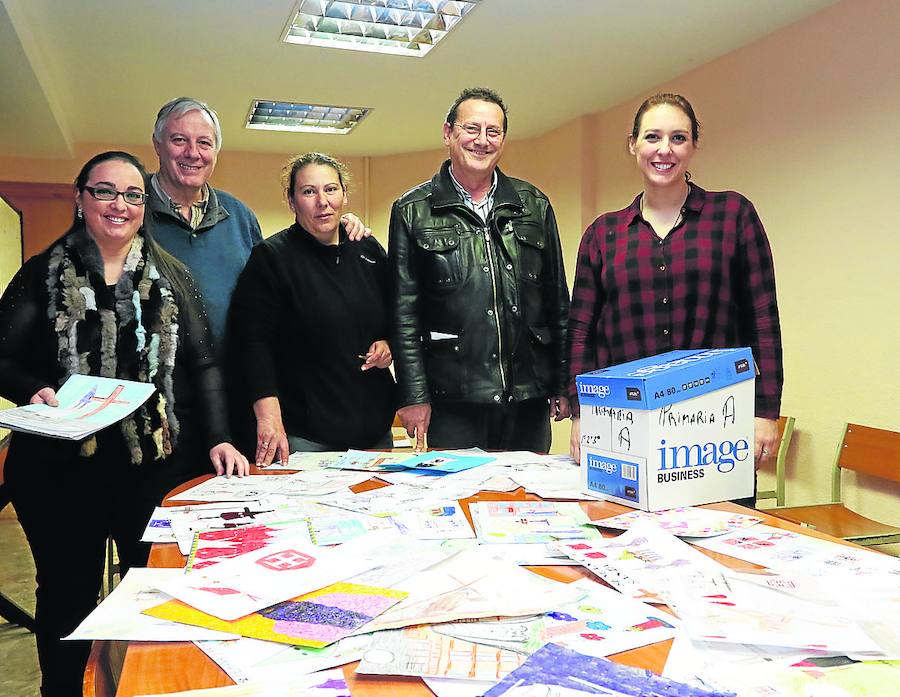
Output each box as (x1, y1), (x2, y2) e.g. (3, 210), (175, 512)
(317, 482), (445, 517)
(134, 667), (351, 696)
(423, 677), (498, 697)
(592, 506), (762, 538)
(664, 568), (883, 653)
(662, 630), (825, 693)
(361, 545), (583, 632)
(510, 467), (589, 500)
(168, 475), (287, 503)
(156, 530), (396, 620)
(553, 522), (726, 604)
(64, 568), (239, 641)
(195, 634), (370, 683)
(479, 543), (581, 566)
(689, 523), (900, 577)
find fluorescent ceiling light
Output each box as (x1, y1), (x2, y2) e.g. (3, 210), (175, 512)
(283, 0), (480, 57)
(246, 100), (371, 134)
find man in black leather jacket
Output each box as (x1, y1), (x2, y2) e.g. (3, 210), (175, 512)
(389, 87), (571, 452)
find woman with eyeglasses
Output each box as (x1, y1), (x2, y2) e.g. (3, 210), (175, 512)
(228, 152), (396, 465)
(567, 94), (783, 503)
(0, 151), (247, 697)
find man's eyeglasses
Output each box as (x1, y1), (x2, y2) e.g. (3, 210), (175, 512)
(84, 186), (149, 206)
(453, 122), (505, 141)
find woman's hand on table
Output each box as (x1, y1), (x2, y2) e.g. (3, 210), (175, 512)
(253, 397), (290, 467)
(361, 340), (392, 370)
(29, 386), (59, 406)
(210, 443), (250, 478)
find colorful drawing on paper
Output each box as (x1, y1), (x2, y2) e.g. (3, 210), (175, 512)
(470, 500), (601, 544)
(539, 580), (678, 657)
(553, 522), (725, 603)
(145, 582), (406, 648)
(592, 506), (762, 538)
(691, 523), (900, 577)
(186, 521), (310, 571)
(482, 642), (732, 696)
(356, 624), (526, 680)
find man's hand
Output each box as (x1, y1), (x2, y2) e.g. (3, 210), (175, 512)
(341, 213), (372, 241)
(30, 387), (59, 406)
(550, 395), (571, 421)
(754, 417), (779, 470)
(398, 403), (431, 452)
(210, 443), (250, 478)
(570, 417), (581, 463)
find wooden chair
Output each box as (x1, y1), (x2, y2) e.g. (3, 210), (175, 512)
(755, 415), (796, 507)
(768, 423), (900, 546)
(0, 437), (37, 632)
(82, 640), (125, 697)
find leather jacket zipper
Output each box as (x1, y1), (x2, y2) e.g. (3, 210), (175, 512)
(482, 225), (507, 393)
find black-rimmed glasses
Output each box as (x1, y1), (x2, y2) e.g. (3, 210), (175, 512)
(84, 186), (149, 206)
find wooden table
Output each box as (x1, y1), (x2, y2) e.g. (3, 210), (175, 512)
(109, 473), (857, 696)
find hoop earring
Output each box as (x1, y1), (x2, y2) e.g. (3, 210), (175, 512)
(684, 171), (692, 183)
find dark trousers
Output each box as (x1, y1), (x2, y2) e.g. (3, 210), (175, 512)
(428, 397), (552, 452)
(5, 429), (202, 697)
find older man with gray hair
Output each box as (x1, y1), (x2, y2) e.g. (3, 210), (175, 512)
(149, 96), (262, 349)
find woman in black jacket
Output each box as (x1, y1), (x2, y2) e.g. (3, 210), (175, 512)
(228, 152), (396, 466)
(0, 151), (247, 697)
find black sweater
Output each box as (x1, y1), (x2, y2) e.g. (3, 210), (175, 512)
(228, 224), (396, 448)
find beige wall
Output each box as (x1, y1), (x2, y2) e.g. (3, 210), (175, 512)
(0, 0), (896, 531)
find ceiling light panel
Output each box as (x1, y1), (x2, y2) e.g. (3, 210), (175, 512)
(246, 100), (371, 134)
(283, 0), (480, 57)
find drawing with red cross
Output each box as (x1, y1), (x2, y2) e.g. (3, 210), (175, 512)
(76, 383), (129, 419)
(255, 549), (316, 571)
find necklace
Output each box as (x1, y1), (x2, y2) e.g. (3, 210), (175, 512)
(640, 186), (689, 232)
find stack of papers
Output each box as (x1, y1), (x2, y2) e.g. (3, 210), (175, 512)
(71, 450), (898, 696)
(0, 374), (155, 440)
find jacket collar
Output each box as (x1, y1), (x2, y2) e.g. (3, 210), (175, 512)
(148, 174), (230, 232)
(291, 221), (349, 259)
(430, 160), (524, 216)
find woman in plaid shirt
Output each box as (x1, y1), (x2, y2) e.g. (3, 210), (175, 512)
(567, 94), (783, 491)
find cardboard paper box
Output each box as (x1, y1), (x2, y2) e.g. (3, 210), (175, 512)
(576, 348), (755, 511)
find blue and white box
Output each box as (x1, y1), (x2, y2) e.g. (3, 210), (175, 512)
(576, 348), (756, 511)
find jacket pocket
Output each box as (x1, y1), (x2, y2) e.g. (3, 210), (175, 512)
(415, 227), (463, 292)
(423, 332), (467, 399)
(512, 223), (545, 284)
(524, 324), (554, 389)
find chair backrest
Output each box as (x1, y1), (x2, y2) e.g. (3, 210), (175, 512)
(832, 422), (900, 501)
(756, 415), (795, 507)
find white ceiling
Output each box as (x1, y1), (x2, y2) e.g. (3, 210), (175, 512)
(0, 0), (839, 160)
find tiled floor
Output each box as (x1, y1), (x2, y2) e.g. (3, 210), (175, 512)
(0, 502), (40, 697)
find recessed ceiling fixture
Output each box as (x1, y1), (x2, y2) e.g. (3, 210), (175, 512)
(245, 100), (372, 135)
(282, 0), (480, 57)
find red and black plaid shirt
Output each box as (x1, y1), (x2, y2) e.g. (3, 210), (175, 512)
(567, 183), (783, 419)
